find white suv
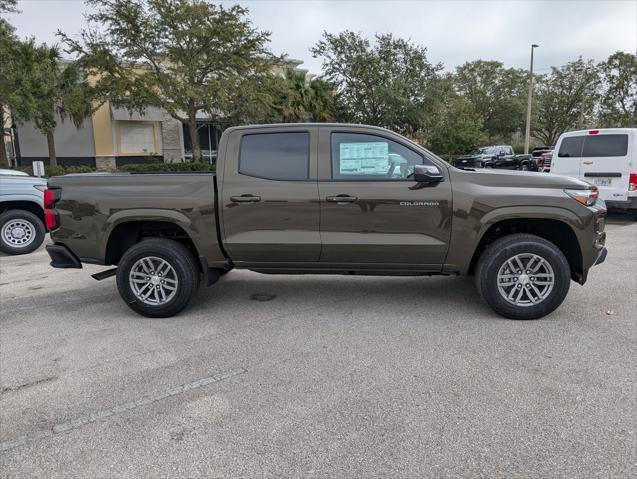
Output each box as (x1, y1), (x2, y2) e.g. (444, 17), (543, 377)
(551, 128), (637, 219)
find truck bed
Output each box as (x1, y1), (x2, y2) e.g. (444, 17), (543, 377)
(48, 172), (228, 268)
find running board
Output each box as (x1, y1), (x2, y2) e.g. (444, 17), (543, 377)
(91, 268), (118, 281)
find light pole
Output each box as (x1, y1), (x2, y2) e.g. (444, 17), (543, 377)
(524, 44), (539, 155)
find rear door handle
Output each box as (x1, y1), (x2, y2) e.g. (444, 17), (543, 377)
(230, 195), (261, 203)
(326, 195), (358, 203)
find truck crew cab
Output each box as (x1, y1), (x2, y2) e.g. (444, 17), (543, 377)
(45, 124), (607, 320)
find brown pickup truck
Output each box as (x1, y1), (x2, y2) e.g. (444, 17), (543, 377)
(45, 123), (607, 320)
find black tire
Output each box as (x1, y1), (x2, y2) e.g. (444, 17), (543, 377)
(475, 233), (571, 320)
(0, 209), (46, 255)
(116, 238), (200, 318)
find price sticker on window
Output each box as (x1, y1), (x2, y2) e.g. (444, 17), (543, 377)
(339, 142), (389, 175)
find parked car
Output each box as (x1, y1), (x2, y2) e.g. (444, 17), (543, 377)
(45, 123), (606, 320)
(453, 145), (535, 170)
(531, 146), (555, 172)
(0, 173), (47, 254)
(0, 169), (29, 176)
(551, 128), (636, 219)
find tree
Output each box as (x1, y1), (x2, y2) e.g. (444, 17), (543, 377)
(311, 31), (443, 138)
(452, 60), (527, 142)
(61, 0), (275, 161)
(6, 41), (94, 166)
(0, 0), (19, 167)
(0, 18), (16, 167)
(267, 69), (336, 123)
(533, 58), (600, 146)
(426, 93), (487, 160)
(0, 0), (17, 13)
(597, 51), (637, 128)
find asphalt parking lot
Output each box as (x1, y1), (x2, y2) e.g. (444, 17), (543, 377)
(0, 214), (635, 478)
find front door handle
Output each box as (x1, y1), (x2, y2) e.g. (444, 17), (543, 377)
(583, 160), (593, 165)
(326, 195), (358, 203)
(230, 194), (261, 203)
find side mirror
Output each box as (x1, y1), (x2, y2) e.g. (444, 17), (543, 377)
(498, 150), (506, 157)
(412, 164), (444, 184)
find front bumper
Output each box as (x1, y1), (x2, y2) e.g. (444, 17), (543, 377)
(594, 247), (608, 266)
(46, 243), (82, 269)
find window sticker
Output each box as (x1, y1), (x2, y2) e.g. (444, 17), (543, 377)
(339, 142), (389, 175)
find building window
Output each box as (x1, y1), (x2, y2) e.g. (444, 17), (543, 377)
(119, 123), (156, 154)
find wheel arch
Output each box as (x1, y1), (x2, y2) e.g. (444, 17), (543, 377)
(0, 200), (45, 227)
(467, 217), (583, 282)
(104, 217), (202, 268)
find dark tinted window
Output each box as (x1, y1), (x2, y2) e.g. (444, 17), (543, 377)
(331, 132), (424, 180)
(558, 136), (584, 158)
(239, 132), (309, 180)
(582, 135), (628, 157)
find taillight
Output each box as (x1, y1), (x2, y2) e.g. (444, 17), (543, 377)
(43, 188), (62, 231)
(629, 173), (637, 192)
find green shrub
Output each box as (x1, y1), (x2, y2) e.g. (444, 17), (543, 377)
(14, 161), (214, 178)
(121, 162), (215, 173)
(46, 165), (98, 177)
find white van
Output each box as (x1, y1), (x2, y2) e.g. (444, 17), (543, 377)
(551, 128), (637, 218)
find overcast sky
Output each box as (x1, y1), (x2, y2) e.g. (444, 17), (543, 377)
(5, 0), (637, 74)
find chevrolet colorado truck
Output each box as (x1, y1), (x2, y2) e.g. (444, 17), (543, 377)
(45, 124), (607, 320)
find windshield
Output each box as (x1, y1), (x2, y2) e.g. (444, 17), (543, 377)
(468, 147), (496, 155)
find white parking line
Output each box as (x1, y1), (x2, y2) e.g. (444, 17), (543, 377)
(0, 367), (246, 453)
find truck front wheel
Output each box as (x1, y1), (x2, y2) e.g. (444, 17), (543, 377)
(116, 238), (200, 318)
(475, 234), (571, 320)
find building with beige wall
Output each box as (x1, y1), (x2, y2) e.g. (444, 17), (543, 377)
(10, 57), (311, 169)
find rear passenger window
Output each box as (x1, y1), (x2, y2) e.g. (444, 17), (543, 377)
(582, 135), (628, 157)
(239, 132), (309, 180)
(558, 137), (584, 158)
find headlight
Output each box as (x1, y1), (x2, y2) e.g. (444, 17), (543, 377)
(33, 185), (47, 192)
(564, 188), (599, 206)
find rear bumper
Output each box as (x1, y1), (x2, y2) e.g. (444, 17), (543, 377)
(46, 243), (82, 269)
(605, 197), (637, 211)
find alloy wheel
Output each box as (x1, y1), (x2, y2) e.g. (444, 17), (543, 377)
(129, 256), (179, 306)
(496, 253), (555, 307)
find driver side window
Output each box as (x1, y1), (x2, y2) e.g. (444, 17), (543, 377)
(331, 132), (425, 180)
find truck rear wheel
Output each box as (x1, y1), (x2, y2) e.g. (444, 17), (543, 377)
(475, 234), (571, 320)
(0, 209), (46, 255)
(116, 238), (200, 318)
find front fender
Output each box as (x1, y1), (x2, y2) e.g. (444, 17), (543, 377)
(444, 204), (590, 275)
